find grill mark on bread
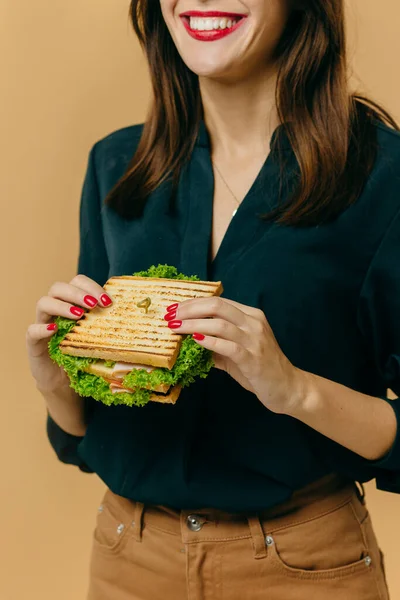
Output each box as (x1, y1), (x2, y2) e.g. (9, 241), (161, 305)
(108, 276), (221, 289)
(59, 276), (223, 369)
(71, 320), (179, 336)
(65, 330), (179, 345)
(62, 341), (176, 353)
(61, 343), (176, 356)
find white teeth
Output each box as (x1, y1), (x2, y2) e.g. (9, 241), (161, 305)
(189, 16), (240, 31)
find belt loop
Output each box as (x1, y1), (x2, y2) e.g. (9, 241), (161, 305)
(133, 501), (145, 542)
(246, 515), (267, 559)
(355, 481), (366, 505)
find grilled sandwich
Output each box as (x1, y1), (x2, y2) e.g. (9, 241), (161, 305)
(59, 275), (223, 404)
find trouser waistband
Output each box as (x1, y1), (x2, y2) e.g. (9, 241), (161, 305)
(101, 473), (366, 560)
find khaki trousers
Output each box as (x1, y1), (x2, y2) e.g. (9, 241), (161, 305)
(86, 473), (390, 600)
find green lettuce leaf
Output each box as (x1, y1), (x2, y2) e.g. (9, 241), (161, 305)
(132, 264), (200, 281)
(104, 360), (116, 368)
(47, 264), (215, 408)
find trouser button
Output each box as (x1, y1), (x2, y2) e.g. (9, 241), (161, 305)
(187, 514), (204, 531)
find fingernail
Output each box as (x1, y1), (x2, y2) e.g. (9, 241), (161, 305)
(192, 332), (205, 341)
(47, 323), (57, 331)
(84, 295), (98, 308)
(166, 303), (179, 312)
(164, 311), (177, 321)
(100, 294), (112, 307)
(70, 306), (84, 317)
(168, 320), (182, 329)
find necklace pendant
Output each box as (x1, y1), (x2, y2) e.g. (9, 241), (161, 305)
(232, 208), (238, 218)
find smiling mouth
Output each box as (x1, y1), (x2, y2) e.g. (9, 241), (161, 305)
(181, 15), (245, 31)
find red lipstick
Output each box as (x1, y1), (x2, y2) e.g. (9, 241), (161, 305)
(180, 12), (248, 42)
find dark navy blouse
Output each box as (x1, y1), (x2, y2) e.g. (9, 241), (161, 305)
(47, 119), (400, 512)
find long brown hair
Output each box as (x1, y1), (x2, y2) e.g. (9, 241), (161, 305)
(105, 0), (399, 227)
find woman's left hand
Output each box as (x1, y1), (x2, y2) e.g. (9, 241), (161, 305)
(164, 296), (306, 415)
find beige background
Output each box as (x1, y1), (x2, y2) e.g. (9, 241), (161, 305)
(1, 1), (399, 598)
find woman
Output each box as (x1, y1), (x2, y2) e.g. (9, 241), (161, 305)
(26, 0), (400, 598)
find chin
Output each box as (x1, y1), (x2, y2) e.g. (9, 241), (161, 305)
(181, 56), (239, 80)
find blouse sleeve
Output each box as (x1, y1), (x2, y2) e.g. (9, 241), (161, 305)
(356, 205), (400, 493)
(46, 141), (110, 472)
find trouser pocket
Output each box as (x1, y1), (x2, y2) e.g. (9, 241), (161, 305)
(265, 496), (372, 578)
(92, 491), (133, 556)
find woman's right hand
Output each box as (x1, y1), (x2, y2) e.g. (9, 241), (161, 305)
(26, 274), (113, 395)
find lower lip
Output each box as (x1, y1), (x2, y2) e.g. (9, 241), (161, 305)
(181, 17), (247, 42)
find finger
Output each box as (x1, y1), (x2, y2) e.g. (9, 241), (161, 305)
(50, 278), (113, 309)
(168, 318), (247, 345)
(26, 323), (59, 357)
(211, 353), (224, 370)
(48, 281), (101, 312)
(36, 296), (87, 325)
(68, 274), (114, 307)
(217, 297), (264, 319)
(190, 332), (250, 366)
(173, 296), (248, 327)
(176, 295), (261, 318)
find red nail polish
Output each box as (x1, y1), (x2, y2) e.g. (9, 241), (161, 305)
(164, 311), (177, 321)
(47, 323), (57, 331)
(168, 320), (182, 329)
(100, 294), (112, 307)
(192, 332), (205, 341)
(70, 306), (84, 317)
(84, 295), (98, 308)
(166, 303), (179, 312)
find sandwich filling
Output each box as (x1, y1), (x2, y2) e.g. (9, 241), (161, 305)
(82, 360), (172, 395)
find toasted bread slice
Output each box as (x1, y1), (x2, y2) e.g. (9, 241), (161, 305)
(83, 361), (171, 393)
(109, 382), (182, 404)
(149, 384), (182, 404)
(60, 276), (223, 369)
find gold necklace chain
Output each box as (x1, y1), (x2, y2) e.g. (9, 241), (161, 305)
(211, 159), (241, 218)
